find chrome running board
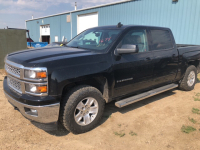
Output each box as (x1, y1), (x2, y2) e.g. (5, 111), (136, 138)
(115, 84), (178, 108)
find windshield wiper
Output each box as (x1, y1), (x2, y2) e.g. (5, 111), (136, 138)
(66, 45), (90, 51)
(69, 46), (80, 49)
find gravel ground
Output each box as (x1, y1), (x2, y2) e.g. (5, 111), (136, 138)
(0, 69), (200, 150)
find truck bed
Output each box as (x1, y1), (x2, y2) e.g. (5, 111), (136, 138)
(177, 44), (198, 48)
(177, 44), (200, 54)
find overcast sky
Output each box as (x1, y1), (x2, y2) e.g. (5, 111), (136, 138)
(0, 0), (124, 29)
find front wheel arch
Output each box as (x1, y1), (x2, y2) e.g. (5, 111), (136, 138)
(59, 85), (105, 134)
(61, 77), (109, 103)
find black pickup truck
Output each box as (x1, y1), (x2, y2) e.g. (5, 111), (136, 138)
(3, 24), (200, 134)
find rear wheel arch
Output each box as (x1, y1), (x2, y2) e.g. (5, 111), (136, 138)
(179, 65), (197, 91)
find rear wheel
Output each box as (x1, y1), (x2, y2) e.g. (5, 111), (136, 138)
(59, 85), (105, 134)
(179, 65), (197, 91)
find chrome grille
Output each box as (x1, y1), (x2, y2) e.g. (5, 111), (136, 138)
(7, 77), (22, 94)
(5, 64), (20, 77)
(4, 59), (48, 96)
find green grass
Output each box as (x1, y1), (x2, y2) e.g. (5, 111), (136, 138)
(114, 131), (125, 137)
(129, 131), (137, 136)
(194, 93), (200, 101)
(181, 125), (196, 134)
(188, 117), (197, 124)
(192, 108), (200, 114)
(195, 93), (200, 97)
(118, 124), (121, 127)
(194, 97), (200, 101)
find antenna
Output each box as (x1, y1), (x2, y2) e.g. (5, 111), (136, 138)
(75, 2), (77, 10)
(117, 22), (123, 28)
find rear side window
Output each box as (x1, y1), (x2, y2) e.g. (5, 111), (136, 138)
(150, 30), (173, 50)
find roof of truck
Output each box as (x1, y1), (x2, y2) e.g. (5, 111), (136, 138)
(89, 25), (170, 30)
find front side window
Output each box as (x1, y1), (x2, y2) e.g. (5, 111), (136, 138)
(67, 29), (121, 51)
(118, 29), (149, 53)
(150, 30), (173, 50)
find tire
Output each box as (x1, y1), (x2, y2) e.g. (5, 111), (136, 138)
(59, 85), (105, 134)
(179, 65), (197, 91)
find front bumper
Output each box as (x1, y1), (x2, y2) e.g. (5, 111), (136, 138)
(4, 92), (60, 123)
(3, 77), (60, 124)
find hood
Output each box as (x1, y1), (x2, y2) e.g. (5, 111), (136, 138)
(6, 46), (98, 67)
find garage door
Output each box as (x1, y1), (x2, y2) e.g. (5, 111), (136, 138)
(41, 25), (50, 36)
(77, 13), (98, 34)
(40, 25), (50, 43)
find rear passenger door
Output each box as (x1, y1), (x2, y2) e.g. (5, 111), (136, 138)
(149, 28), (179, 87)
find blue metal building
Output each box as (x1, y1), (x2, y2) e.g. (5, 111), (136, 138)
(26, 0), (200, 45)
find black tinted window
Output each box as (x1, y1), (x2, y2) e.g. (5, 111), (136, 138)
(118, 29), (149, 53)
(151, 30), (173, 50)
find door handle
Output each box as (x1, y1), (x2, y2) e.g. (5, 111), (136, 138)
(146, 57), (151, 61)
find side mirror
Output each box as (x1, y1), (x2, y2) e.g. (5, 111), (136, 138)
(94, 32), (100, 37)
(116, 44), (139, 55)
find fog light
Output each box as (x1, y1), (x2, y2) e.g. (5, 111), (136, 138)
(31, 109), (37, 113)
(30, 109), (38, 116)
(24, 107), (38, 116)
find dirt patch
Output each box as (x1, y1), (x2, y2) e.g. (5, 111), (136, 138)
(0, 74), (200, 150)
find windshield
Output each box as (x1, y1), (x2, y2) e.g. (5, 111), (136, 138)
(67, 29), (121, 51)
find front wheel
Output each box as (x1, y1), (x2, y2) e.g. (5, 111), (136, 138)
(59, 85), (105, 134)
(179, 65), (197, 91)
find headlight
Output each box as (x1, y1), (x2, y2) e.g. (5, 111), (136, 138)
(24, 69), (47, 79)
(24, 67), (48, 95)
(25, 84), (47, 94)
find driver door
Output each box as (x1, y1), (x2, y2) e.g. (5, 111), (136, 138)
(112, 28), (154, 98)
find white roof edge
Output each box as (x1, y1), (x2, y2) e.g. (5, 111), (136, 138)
(26, 0), (131, 22)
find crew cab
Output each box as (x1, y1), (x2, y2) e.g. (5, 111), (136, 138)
(3, 24), (200, 134)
